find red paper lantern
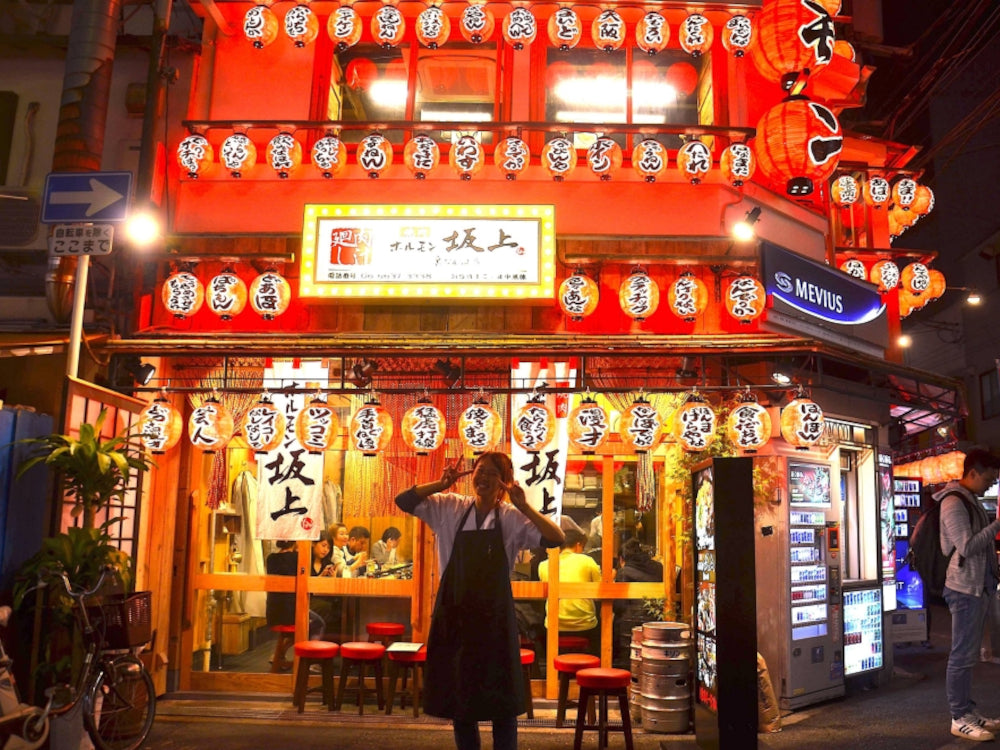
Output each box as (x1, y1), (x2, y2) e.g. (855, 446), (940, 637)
(839, 258), (866, 280)
(541, 137), (576, 182)
(513, 397), (555, 453)
(345, 57), (378, 90)
(666, 62), (698, 97)
(725, 275), (766, 323)
(460, 2), (494, 44)
(679, 13), (713, 57)
(632, 139), (669, 182)
(548, 8), (582, 50)
(220, 133), (257, 178)
(833, 39), (855, 61)
(727, 392), (771, 453)
(619, 268), (660, 322)
(863, 176), (890, 208)
(897, 286), (926, 318)
(780, 393), (825, 449)
(831, 174), (859, 207)
(283, 4), (319, 47)
(449, 135), (485, 180)
(327, 5), (362, 51)
(892, 178), (918, 210)
(139, 396), (183, 454)
(750, 0), (835, 90)
(721, 14), (753, 57)
(249, 270), (291, 319)
(620, 396), (663, 454)
(720, 143), (755, 187)
(592, 9), (626, 53)
(568, 396), (610, 454)
(668, 271), (708, 322)
(677, 140), (712, 185)
(244, 5), (279, 49)
(503, 7), (537, 49)
(242, 396), (286, 454)
(311, 135), (347, 179)
(494, 137), (530, 180)
(891, 203), (918, 231)
(754, 96), (843, 196)
(207, 268), (248, 320)
(295, 396), (340, 453)
(162, 270), (204, 319)
(176, 135), (214, 179)
(189, 397), (235, 453)
(459, 397), (502, 454)
(672, 393), (716, 452)
(358, 133), (393, 178)
(265, 132), (302, 179)
(371, 4), (406, 48)
(403, 135), (440, 179)
(350, 398), (394, 456)
(901, 262), (930, 296)
(911, 184), (935, 216)
(401, 398), (446, 455)
(586, 137), (622, 181)
(559, 271), (599, 321)
(416, 6), (450, 48)
(869, 259), (899, 293)
(926, 269), (946, 301)
(636, 11), (669, 55)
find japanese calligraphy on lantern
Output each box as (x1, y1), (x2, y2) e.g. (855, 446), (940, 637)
(300, 204), (555, 299)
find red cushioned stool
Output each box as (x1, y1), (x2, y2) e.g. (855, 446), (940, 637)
(573, 667), (633, 750)
(559, 635), (590, 653)
(554, 653), (600, 728)
(335, 641), (386, 715)
(385, 645), (426, 717)
(520, 648), (536, 719)
(270, 625), (296, 673)
(366, 621), (406, 647)
(292, 640), (339, 712)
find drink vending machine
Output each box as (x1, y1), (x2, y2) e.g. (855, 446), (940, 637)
(891, 477), (927, 642)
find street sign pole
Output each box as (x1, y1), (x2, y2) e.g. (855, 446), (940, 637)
(66, 255), (90, 378)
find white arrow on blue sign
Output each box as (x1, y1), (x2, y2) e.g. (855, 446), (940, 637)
(41, 171), (133, 224)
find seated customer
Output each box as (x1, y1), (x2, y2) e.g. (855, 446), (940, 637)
(372, 526), (402, 566)
(332, 524), (371, 577)
(309, 532), (339, 638)
(613, 538), (664, 668)
(537, 529), (602, 654)
(265, 540), (297, 670)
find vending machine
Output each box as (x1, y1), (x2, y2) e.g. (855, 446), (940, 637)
(755, 456), (845, 709)
(890, 477), (927, 642)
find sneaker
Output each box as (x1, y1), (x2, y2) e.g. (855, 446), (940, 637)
(971, 710), (1000, 732)
(952, 714), (996, 741)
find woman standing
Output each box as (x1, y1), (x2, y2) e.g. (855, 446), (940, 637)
(395, 453), (564, 750)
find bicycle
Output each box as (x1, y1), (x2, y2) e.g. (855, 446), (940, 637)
(10, 565), (156, 750)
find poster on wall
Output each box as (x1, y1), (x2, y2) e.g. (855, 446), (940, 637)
(878, 452), (897, 611)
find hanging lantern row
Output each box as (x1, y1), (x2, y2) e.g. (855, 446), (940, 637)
(559, 269), (765, 325)
(161, 267), (291, 321)
(835, 258), (946, 318)
(830, 174), (935, 221)
(177, 131), (755, 186)
(244, 3), (753, 58)
(894, 450), (965, 485)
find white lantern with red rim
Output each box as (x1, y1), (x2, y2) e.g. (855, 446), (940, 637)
(502, 7), (536, 50)
(678, 139), (712, 184)
(586, 137), (622, 181)
(242, 396), (286, 453)
(249, 270), (291, 319)
(401, 398), (446, 455)
(720, 143), (755, 187)
(311, 135), (347, 179)
(358, 133), (393, 179)
(244, 5), (279, 49)
(295, 396), (340, 453)
(162, 269), (204, 319)
(350, 398), (394, 456)
(459, 397), (502, 454)
(403, 135), (440, 179)
(265, 132), (302, 179)
(668, 271), (708, 322)
(372, 3), (405, 48)
(780, 391), (825, 449)
(673, 392), (717, 452)
(541, 137), (576, 181)
(863, 176), (890, 209)
(139, 396), (183, 454)
(207, 268), (248, 320)
(513, 396), (555, 453)
(327, 5), (362, 51)
(901, 262), (930, 296)
(620, 395), (662, 454)
(189, 397), (235, 453)
(632, 139), (669, 182)
(449, 135), (484, 180)
(494, 136), (530, 180)
(839, 258), (866, 279)
(869, 259), (900, 293)
(459, 2), (494, 44)
(636, 11), (669, 55)
(892, 178), (918, 210)
(679, 13), (713, 57)
(416, 6), (450, 48)
(284, 3), (319, 47)
(177, 135), (214, 179)
(727, 391), (771, 453)
(568, 395), (610, 454)
(558, 271), (599, 321)
(831, 174), (859, 207)
(619, 268), (660, 322)
(548, 7), (582, 50)
(725, 275), (766, 323)
(220, 133), (257, 178)
(591, 9), (625, 52)
(721, 14), (752, 57)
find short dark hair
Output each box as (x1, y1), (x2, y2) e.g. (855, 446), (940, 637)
(276, 540), (296, 550)
(563, 529), (588, 549)
(620, 538), (647, 562)
(348, 525), (370, 540)
(381, 526), (401, 543)
(964, 449), (1000, 477)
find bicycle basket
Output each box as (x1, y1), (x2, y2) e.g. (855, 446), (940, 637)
(99, 591), (152, 649)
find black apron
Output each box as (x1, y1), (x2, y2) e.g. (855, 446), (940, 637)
(423, 503), (525, 721)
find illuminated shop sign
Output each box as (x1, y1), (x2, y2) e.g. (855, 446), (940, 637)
(299, 204), (556, 299)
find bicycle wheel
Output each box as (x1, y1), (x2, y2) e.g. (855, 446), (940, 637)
(83, 656), (156, 750)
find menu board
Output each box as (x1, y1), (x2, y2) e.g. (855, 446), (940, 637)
(694, 465), (718, 712)
(843, 587), (884, 675)
(788, 462), (832, 507)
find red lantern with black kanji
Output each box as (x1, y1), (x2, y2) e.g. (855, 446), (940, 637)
(831, 174), (859, 207)
(548, 7), (582, 50)
(679, 13), (713, 57)
(592, 9), (626, 52)
(295, 396), (340, 453)
(753, 96), (843, 196)
(372, 3), (406, 48)
(449, 135), (485, 180)
(177, 135), (214, 179)
(244, 4), (279, 49)
(750, 0), (835, 90)
(503, 6), (536, 49)
(619, 268), (660, 322)
(892, 177), (918, 210)
(620, 395), (663, 454)
(558, 271), (599, 321)
(207, 268), (248, 320)
(350, 398), (394, 456)
(327, 5), (362, 51)
(780, 391), (825, 449)
(401, 398), (446, 455)
(839, 258), (866, 280)
(162, 269), (204, 319)
(311, 135), (347, 179)
(249, 270), (291, 319)
(189, 397), (235, 453)
(869, 259), (899, 293)
(459, 397), (502, 454)
(586, 137), (622, 181)
(265, 132), (302, 179)
(139, 396), (183, 454)
(898, 286), (926, 318)
(632, 139), (669, 182)
(220, 133), (257, 178)
(541, 137), (576, 181)
(720, 143), (755, 187)
(721, 14), (752, 57)
(568, 395), (610, 454)
(513, 396), (555, 453)
(358, 133), (393, 178)
(636, 11), (669, 55)
(727, 391), (771, 453)
(863, 176), (890, 208)
(677, 140), (711, 184)
(494, 137), (530, 180)
(416, 5), (450, 48)
(725, 275), (766, 323)
(668, 271), (709, 322)
(242, 395), (286, 454)
(403, 135), (440, 179)
(283, 3), (319, 47)
(890, 203), (918, 231)
(672, 392), (716, 453)
(460, 1), (494, 44)
(901, 262), (930, 296)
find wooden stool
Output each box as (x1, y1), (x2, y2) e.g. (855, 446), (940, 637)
(573, 667), (633, 750)
(366, 621), (406, 647)
(559, 635), (591, 653)
(385, 645), (426, 717)
(270, 625), (296, 673)
(292, 640), (339, 712)
(554, 653), (600, 728)
(520, 648), (535, 719)
(335, 641), (386, 715)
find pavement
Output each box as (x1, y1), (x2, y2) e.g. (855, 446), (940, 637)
(144, 603), (1000, 750)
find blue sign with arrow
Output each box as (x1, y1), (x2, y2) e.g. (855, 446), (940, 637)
(41, 171), (133, 224)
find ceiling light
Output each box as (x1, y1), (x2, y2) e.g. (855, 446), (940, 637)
(732, 207), (761, 242)
(966, 289), (982, 305)
(771, 369), (792, 386)
(121, 355), (156, 386)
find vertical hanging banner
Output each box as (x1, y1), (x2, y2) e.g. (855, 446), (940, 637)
(510, 359), (576, 526)
(257, 359), (327, 540)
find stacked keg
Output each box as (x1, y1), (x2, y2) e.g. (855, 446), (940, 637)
(629, 626), (644, 723)
(638, 621), (693, 733)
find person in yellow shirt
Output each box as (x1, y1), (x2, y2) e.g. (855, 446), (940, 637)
(538, 528), (602, 654)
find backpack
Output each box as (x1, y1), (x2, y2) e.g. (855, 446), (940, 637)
(905, 491), (976, 597)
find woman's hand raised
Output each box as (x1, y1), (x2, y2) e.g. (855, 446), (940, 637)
(501, 479), (528, 512)
(440, 456), (472, 491)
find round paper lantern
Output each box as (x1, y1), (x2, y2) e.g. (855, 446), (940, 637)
(403, 135), (440, 179)
(632, 139), (669, 182)
(592, 9), (626, 52)
(541, 137), (577, 182)
(721, 14), (753, 57)
(207, 268), (248, 320)
(139, 396), (183, 454)
(619, 268), (660, 322)
(244, 5), (279, 49)
(666, 62), (698, 97)
(720, 143), (755, 187)
(839, 258), (866, 280)
(901, 262), (930, 296)
(311, 135), (347, 179)
(162, 270), (204, 319)
(911, 184), (935, 216)
(345, 57), (378, 90)
(672, 393), (716, 452)
(494, 136), (530, 180)
(350, 398), (394, 456)
(460, 2), (494, 44)
(459, 397), (502, 454)
(725, 275), (766, 323)
(558, 271), (599, 321)
(568, 396), (610, 454)
(831, 174), (859, 207)
(295, 396), (340, 453)
(242, 396), (286, 454)
(942, 451), (965, 481)
(327, 5), (362, 51)
(892, 177), (918, 210)
(635, 11), (669, 55)
(926, 268), (946, 301)
(401, 398), (446, 455)
(449, 135), (485, 180)
(869, 259), (899, 293)
(750, 0), (835, 90)
(189, 397), (235, 453)
(503, 7), (537, 49)
(620, 396), (663, 454)
(177, 135), (214, 179)
(265, 132), (302, 179)
(780, 393), (825, 449)
(358, 133), (393, 178)
(754, 96), (843, 196)
(513, 397), (555, 453)
(863, 176), (890, 208)
(586, 137), (622, 181)
(668, 271), (708, 322)
(372, 4), (406, 48)
(249, 270), (291, 319)
(548, 7), (582, 50)
(833, 39), (855, 61)
(416, 6), (450, 48)
(897, 285), (927, 318)
(284, 4), (319, 47)
(727, 392), (771, 453)
(679, 13), (713, 57)
(890, 203), (918, 234)
(220, 133), (257, 178)
(677, 140), (712, 185)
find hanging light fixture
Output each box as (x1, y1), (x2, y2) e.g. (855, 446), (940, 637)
(672, 391), (717, 452)
(265, 132), (302, 179)
(294, 394), (340, 453)
(568, 393), (610, 455)
(189, 395), (235, 453)
(139, 394), (183, 454)
(162, 267), (204, 319)
(283, 2), (319, 47)
(780, 387), (825, 449)
(244, 3), (279, 49)
(403, 135), (440, 179)
(721, 14), (752, 57)
(502, 6), (537, 50)
(727, 389), (771, 453)
(558, 270), (599, 321)
(206, 267), (248, 321)
(668, 271), (708, 322)
(327, 4), (362, 51)
(725, 275), (766, 323)
(311, 134), (347, 179)
(679, 13), (713, 57)
(459, 393), (503, 455)
(720, 142), (755, 187)
(632, 139), (669, 183)
(243, 394), (286, 454)
(620, 394), (663, 454)
(513, 394), (555, 453)
(176, 134), (214, 179)
(416, 5), (450, 48)
(494, 136), (530, 180)
(249, 269), (291, 320)
(350, 396), (394, 456)
(586, 137), (622, 181)
(635, 11), (669, 55)
(619, 267), (660, 322)
(459, 1), (495, 44)
(401, 396), (446, 455)
(591, 9), (626, 53)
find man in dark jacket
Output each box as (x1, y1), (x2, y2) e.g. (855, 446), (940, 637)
(612, 538), (664, 668)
